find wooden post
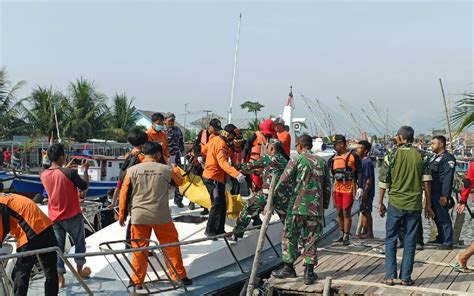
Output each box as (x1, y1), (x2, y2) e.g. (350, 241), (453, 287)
(246, 174), (278, 296)
(323, 276), (332, 296)
(453, 211), (465, 245)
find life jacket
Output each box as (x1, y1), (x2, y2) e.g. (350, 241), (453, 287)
(250, 131), (269, 161)
(331, 151), (355, 182)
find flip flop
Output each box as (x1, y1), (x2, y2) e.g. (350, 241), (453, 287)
(401, 279), (415, 286)
(450, 262), (474, 273)
(383, 278), (395, 286)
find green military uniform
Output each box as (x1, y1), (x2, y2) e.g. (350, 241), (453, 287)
(275, 151), (331, 265)
(233, 152), (288, 235)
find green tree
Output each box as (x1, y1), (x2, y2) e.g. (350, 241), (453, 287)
(63, 78), (109, 142)
(22, 86), (68, 140)
(240, 101), (264, 120)
(451, 91), (474, 134)
(0, 67), (26, 139)
(100, 93), (138, 141)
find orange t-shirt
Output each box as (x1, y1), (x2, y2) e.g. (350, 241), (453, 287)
(201, 136), (240, 183)
(146, 128), (170, 160)
(334, 153), (357, 194)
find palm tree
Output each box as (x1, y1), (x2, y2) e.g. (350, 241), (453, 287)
(0, 67), (26, 139)
(100, 93), (138, 141)
(22, 86), (68, 140)
(63, 78), (109, 142)
(451, 91), (474, 134)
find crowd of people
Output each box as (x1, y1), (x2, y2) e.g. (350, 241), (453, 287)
(1, 113), (473, 295)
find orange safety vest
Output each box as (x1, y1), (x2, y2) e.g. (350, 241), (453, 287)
(250, 131), (269, 161)
(332, 152), (356, 193)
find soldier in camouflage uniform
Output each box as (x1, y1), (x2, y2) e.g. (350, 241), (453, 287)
(164, 113), (185, 208)
(232, 139), (289, 240)
(271, 135), (331, 285)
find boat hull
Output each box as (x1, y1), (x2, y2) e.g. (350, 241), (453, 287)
(10, 174), (116, 197)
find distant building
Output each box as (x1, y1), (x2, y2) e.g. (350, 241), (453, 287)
(190, 113), (225, 129)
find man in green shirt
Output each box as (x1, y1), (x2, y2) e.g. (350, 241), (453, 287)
(379, 126), (434, 286)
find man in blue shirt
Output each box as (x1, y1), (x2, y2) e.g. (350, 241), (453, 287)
(356, 140), (375, 239)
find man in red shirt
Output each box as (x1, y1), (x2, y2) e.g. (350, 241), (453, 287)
(41, 143), (91, 288)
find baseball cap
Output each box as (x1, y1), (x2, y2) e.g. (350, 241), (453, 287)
(209, 118), (222, 130)
(331, 134), (346, 143)
(273, 117), (285, 125)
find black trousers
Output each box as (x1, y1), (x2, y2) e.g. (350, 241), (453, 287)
(13, 226), (59, 296)
(204, 179), (227, 236)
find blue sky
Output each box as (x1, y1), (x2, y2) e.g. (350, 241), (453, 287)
(1, 0), (472, 135)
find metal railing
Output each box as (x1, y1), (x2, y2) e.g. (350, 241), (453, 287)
(0, 220), (283, 295)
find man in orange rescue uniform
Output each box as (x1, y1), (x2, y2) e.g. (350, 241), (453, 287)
(0, 194), (58, 296)
(327, 135), (364, 246)
(201, 124), (247, 237)
(119, 142), (192, 289)
(146, 112), (170, 162)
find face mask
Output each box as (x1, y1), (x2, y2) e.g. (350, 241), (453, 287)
(154, 124), (163, 132)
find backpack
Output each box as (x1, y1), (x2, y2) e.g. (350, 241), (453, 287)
(118, 152), (142, 217)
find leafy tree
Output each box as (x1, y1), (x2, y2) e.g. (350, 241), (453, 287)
(240, 101), (264, 120)
(62, 78), (109, 142)
(100, 93), (138, 141)
(22, 86), (68, 140)
(451, 91), (474, 134)
(0, 67), (26, 139)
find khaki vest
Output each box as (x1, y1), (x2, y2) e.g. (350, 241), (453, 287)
(127, 161), (172, 225)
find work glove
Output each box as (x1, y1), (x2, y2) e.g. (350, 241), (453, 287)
(236, 173), (246, 183)
(355, 188), (364, 200)
(197, 156), (204, 165)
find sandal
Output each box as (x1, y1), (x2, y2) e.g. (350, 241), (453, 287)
(401, 279), (415, 286)
(383, 278), (395, 286)
(450, 262), (474, 273)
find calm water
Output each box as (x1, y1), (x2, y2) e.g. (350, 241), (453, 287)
(370, 165), (473, 244)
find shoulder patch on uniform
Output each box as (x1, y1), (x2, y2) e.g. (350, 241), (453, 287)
(448, 161), (455, 168)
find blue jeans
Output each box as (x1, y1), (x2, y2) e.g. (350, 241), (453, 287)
(53, 214), (87, 273)
(431, 192), (453, 246)
(385, 204), (421, 281)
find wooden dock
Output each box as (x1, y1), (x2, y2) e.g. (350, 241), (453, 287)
(265, 238), (474, 295)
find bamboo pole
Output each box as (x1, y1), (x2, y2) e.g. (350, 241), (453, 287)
(439, 78), (454, 151)
(246, 174), (278, 296)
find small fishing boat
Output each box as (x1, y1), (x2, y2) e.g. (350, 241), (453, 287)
(9, 155), (124, 197)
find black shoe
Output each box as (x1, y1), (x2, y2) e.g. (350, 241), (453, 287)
(272, 263), (297, 279)
(188, 202), (195, 210)
(200, 208), (209, 215)
(304, 264), (318, 285)
(427, 239), (442, 244)
(252, 216), (263, 226)
(397, 241), (404, 248)
(416, 244), (424, 251)
(333, 235), (344, 243)
(342, 234), (351, 246)
(175, 200), (184, 208)
(181, 277), (193, 285)
(437, 244), (453, 250)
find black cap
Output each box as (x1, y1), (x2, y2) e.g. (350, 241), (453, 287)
(209, 118), (222, 130)
(224, 124), (238, 137)
(331, 134), (346, 143)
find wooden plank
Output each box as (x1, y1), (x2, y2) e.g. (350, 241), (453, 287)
(435, 268), (458, 291)
(449, 271), (474, 293)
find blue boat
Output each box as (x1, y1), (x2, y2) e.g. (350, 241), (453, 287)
(9, 155), (124, 197)
(10, 174), (117, 197)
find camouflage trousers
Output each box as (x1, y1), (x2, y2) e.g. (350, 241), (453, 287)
(233, 192), (288, 235)
(282, 214), (323, 265)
